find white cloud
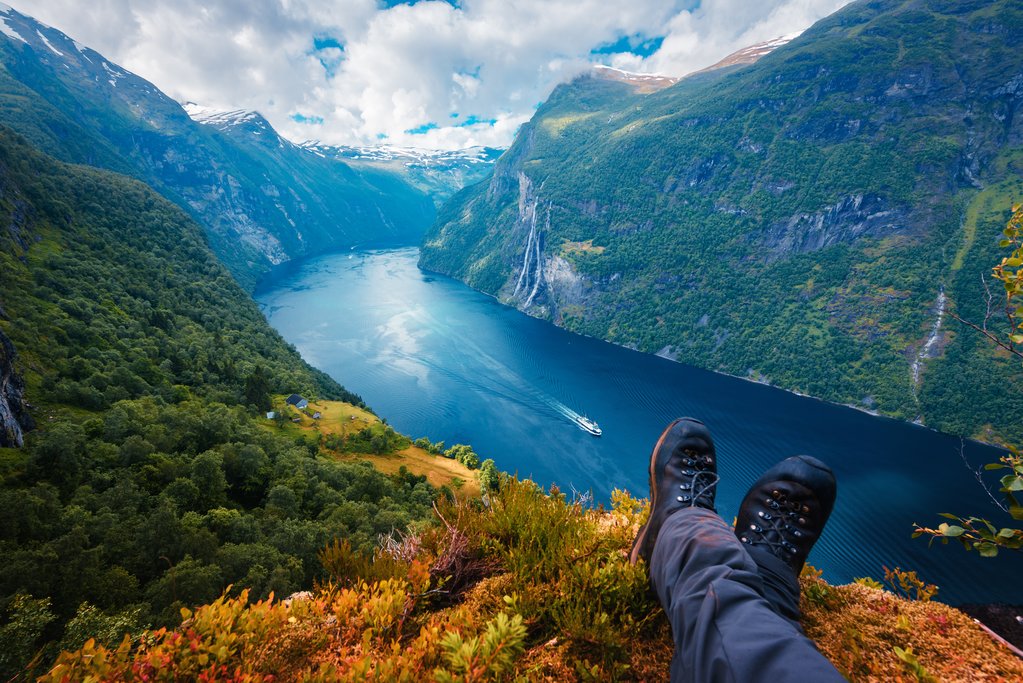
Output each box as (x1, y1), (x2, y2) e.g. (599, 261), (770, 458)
(10, 0), (851, 150)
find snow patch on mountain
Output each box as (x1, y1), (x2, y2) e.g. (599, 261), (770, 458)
(72, 39), (92, 61)
(101, 61), (125, 86)
(0, 14), (25, 43)
(184, 103), (250, 123)
(591, 64), (678, 92)
(693, 32), (802, 74)
(36, 29), (63, 56)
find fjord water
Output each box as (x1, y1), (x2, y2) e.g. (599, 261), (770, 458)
(256, 247), (1023, 603)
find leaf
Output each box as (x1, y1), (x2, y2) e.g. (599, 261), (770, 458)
(942, 525), (965, 537)
(978, 543), (999, 558)
(1009, 505), (1023, 521)
(984, 463), (1005, 470)
(997, 527), (1017, 539)
(1001, 474), (1023, 492)
(1001, 240), (1013, 248)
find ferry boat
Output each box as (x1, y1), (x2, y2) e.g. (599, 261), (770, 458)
(575, 415), (602, 436)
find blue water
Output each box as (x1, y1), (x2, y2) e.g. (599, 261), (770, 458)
(256, 247), (1023, 604)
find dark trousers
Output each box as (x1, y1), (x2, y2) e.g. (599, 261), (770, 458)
(649, 507), (847, 683)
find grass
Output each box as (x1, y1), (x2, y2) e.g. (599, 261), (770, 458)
(953, 176), (1023, 272)
(262, 396), (480, 497)
(364, 446), (481, 498)
(541, 112), (599, 137)
(0, 446), (28, 483)
(43, 479), (1023, 681)
(560, 239), (606, 256)
(263, 397), (377, 439)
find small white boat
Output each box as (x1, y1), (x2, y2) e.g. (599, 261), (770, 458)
(576, 415), (602, 436)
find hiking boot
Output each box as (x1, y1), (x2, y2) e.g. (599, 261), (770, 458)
(735, 455), (836, 575)
(629, 417), (718, 566)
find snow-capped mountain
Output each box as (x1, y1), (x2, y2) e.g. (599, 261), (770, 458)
(299, 142), (502, 207)
(182, 101), (498, 170)
(183, 102), (269, 129)
(693, 33), (802, 74)
(591, 33), (801, 93)
(301, 143), (502, 169)
(591, 65), (679, 93)
(0, 4), (435, 288)
(180, 101), (501, 207)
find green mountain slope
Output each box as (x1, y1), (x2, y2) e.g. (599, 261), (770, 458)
(0, 5), (435, 289)
(0, 127), (438, 673)
(421, 0), (1023, 441)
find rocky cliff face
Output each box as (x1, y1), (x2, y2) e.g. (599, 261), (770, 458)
(762, 194), (909, 257)
(421, 0), (1023, 441)
(500, 172), (597, 323)
(0, 327), (32, 447)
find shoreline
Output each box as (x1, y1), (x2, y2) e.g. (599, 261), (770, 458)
(415, 254), (1004, 452)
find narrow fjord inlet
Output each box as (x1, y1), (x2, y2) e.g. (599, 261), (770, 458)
(257, 247), (1023, 604)
(4, 0), (1023, 678)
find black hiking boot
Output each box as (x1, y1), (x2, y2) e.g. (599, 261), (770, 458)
(735, 455), (836, 576)
(629, 417), (718, 566)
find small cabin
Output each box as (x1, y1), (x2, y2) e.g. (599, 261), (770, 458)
(313, 412), (322, 419)
(266, 411), (276, 419)
(285, 394), (309, 410)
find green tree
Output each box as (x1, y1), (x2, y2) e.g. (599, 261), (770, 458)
(444, 444), (481, 470)
(243, 365), (272, 411)
(0, 594), (55, 680)
(478, 459), (500, 492)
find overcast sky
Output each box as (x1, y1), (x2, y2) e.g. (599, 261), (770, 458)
(12, 0), (851, 150)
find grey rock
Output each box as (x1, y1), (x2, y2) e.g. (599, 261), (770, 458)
(762, 194), (907, 257)
(0, 328), (33, 447)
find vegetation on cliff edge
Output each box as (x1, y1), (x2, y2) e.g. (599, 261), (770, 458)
(39, 478), (1023, 682)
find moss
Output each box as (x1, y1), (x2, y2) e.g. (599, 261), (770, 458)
(803, 578), (1023, 681)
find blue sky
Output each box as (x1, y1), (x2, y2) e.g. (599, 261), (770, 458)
(12, 0), (850, 150)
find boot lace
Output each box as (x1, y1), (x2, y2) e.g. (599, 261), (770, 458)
(739, 489), (810, 557)
(675, 449), (719, 507)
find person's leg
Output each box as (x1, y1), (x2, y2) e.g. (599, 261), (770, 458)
(632, 418), (845, 683)
(735, 454), (839, 623)
(650, 507), (845, 683)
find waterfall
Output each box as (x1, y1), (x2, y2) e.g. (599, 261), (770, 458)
(511, 172), (549, 309)
(911, 288), (947, 390)
(513, 205), (537, 297)
(522, 205), (549, 309)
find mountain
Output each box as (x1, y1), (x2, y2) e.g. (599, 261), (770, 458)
(0, 125), (444, 675)
(301, 142), (503, 207)
(420, 0), (1023, 442)
(0, 5), (435, 289)
(587, 33), (799, 93)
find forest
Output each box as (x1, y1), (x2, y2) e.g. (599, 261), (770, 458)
(0, 128), (440, 676)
